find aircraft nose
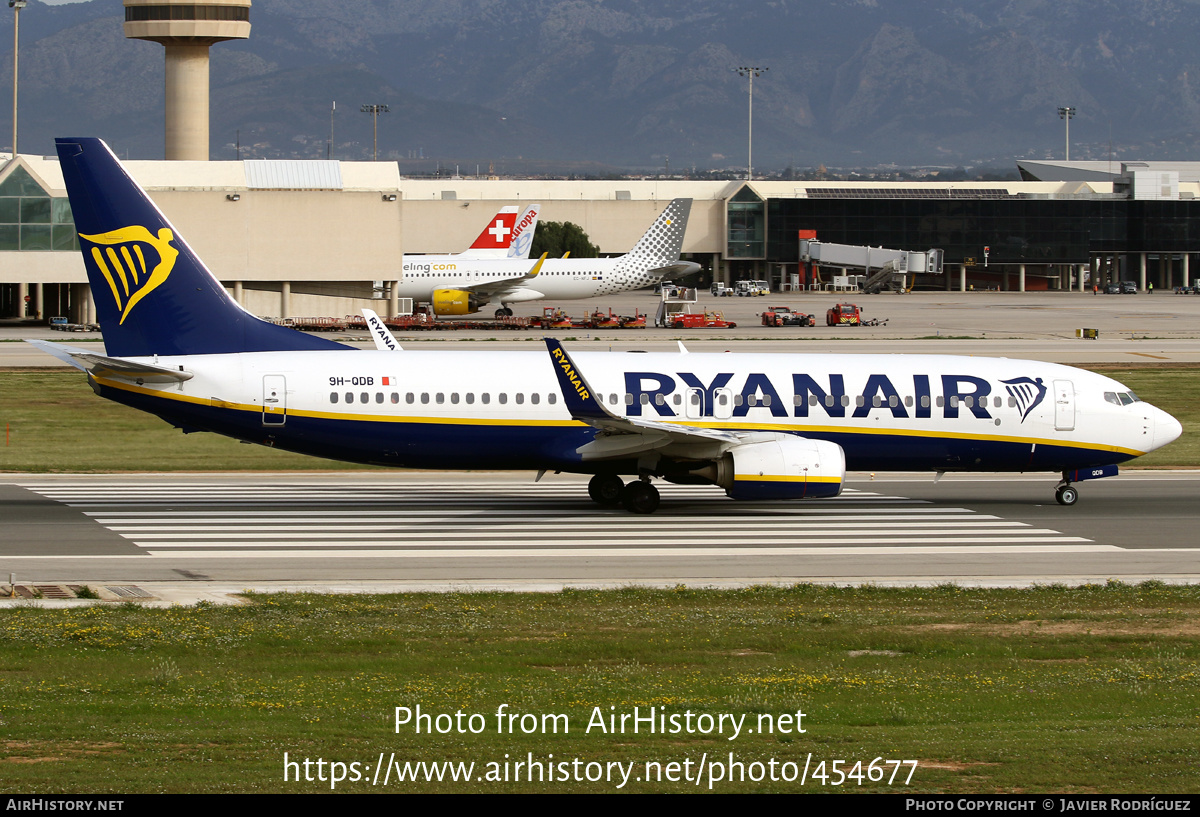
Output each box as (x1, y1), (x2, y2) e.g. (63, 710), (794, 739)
(1152, 405), (1183, 451)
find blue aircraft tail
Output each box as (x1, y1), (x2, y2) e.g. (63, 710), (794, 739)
(56, 137), (350, 357)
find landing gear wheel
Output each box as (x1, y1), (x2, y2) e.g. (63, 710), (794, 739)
(621, 480), (660, 514)
(1055, 485), (1078, 506)
(495, 308), (507, 318)
(588, 474), (624, 506)
(504, 307), (514, 316)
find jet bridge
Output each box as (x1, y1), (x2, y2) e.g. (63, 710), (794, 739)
(800, 240), (943, 293)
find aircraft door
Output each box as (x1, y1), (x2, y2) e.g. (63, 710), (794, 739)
(714, 388), (733, 420)
(1053, 379), (1074, 431)
(262, 375), (287, 426)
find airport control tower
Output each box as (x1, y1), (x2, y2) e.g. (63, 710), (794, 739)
(123, 0), (251, 160)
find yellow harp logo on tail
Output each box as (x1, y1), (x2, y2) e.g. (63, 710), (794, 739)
(78, 226), (179, 325)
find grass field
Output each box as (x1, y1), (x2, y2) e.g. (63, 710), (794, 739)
(1, 366), (1196, 471)
(0, 584), (1197, 793)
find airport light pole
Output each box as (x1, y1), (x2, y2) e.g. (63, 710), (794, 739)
(1057, 106), (1076, 161)
(361, 104), (389, 161)
(9, 0), (26, 157)
(735, 66), (767, 180)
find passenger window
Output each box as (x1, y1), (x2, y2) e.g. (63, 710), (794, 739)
(734, 394), (743, 406)
(436, 393), (445, 404)
(640, 394), (650, 405)
(391, 393), (399, 404)
(531, 393), (540, 405)
(421, 393), (429, 404)
(904, 395), (913, 407)
(345, 392), (354, 404)
(451, 393), (459, 404)
(964, 396), (973, 408)
(466, 393), (474, 404)
(482, 393), (490, 405)
(610, 394), (618, 404)
(871, 395), (881, 408)
(889, 395), (898, 407)
(840, 395), (850, 407)
(920, 396), (930, 408)
(406, 393), (415, 404)
(936, 396), (945, 407)
(548, 393), (556, 405)
(949, 396), (959, 408)
(375, 392), (383, 404)
(624, 394), (634, 405)
(499, 393), (508, 405)
(673, 394), (682, 405)
(360, 392), (368, 404)
(516, 393), (525, 405)
(330, 392), (339, 404)
(856, 395), (865, 407)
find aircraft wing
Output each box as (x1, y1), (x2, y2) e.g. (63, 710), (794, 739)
(27, 339), (193, 383)
(545, 338), (765, 460)
(455, 252), (549, 298)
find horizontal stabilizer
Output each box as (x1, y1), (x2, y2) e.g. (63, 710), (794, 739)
(26, 339), (193, 383)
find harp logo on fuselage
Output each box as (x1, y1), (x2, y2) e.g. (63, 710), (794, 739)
(79, 225), (179, 325)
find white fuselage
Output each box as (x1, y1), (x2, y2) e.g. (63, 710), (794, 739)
(94, 349), (1181, 475)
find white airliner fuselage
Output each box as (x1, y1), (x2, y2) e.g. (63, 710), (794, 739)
(84, 348), (1179, 488)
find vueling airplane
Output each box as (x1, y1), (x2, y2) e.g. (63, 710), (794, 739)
(397, 198), (700, 317)
(34, 138), (1181, 514)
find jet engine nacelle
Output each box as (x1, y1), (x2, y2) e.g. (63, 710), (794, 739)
(716, 435), (845, 500)
(431, 289), (484, 315)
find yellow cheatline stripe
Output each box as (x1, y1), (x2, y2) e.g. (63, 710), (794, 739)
(91, 247), (123, 310)
(733, 474), (842, 483)
(90, 377), (1148, 457)
(105, 247), (129, 296)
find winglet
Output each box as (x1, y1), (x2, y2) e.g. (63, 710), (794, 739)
(362, 308), (402, 351)
(544, 338), (610, 421)
(524, 252), (548, 280)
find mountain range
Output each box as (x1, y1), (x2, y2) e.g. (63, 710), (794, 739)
(4, 0), (1200, 171)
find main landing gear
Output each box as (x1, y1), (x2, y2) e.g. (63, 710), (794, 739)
(588, 474), (660, 514)
(494, 306), (514, 318)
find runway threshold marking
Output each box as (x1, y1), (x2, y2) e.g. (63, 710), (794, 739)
(17, 480), (1095, 559)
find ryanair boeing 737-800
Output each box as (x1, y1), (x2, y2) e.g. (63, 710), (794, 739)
(33, 139), (1182, 513)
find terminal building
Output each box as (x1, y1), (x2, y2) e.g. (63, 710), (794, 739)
(2, 153), (1199, 323)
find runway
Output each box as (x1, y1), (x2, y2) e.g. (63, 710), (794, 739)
(2, 471), (1198, 599)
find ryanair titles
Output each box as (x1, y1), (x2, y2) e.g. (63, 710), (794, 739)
(621, 370), (1047, 422)
(552, 347), (591, 401)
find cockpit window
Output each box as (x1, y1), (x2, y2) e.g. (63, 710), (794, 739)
(1106, 391), (1141, 406)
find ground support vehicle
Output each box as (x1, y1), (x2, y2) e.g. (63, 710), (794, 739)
(668, 311), (737, 329)
(761, 306), (814, 327)
(826, 303), (863, 326)
(710, 283), (732, 297)
(734, 280), (767, 297)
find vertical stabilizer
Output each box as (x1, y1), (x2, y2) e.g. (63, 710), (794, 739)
(55, 137), (350, 357)
(613, 198), (694, 285)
